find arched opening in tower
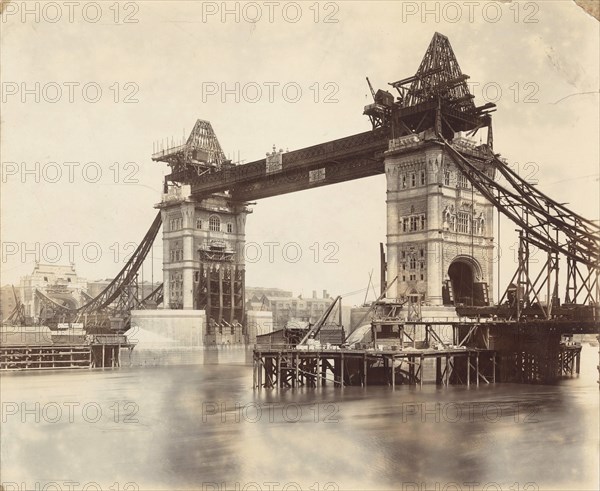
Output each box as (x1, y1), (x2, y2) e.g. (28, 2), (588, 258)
(448, 261), (475, 306)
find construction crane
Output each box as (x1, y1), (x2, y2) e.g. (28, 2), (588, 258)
(363, 76), (394, 129)
(366, 76), (377, 100)
(298, 295), (342, 346)
(4, 285), (26, 326)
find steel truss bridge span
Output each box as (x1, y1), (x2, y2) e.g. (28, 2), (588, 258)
(18, 32), (597, 335)
(36, 134), (598, 330)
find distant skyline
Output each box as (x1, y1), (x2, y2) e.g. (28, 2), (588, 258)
(2, 1), (599, 306)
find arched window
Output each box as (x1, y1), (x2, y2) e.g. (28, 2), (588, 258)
(209, 215), (220, 232)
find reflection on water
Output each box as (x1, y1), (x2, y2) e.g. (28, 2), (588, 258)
(1, 346), (598, 490)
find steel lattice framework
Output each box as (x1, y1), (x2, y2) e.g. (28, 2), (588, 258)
(444, 141), (599, 315)
(35, 288), (74, 313)
(37, 32), (596, 335)
(387, 32), (598, 319)
(446, 144), (599, 268)
(16, 211), (163, 332)
(386, 32), (496, 145)
(73, 211), (162, 330)
(184, 119), (227, 169)
(401, 32), (476, 113)
(152, 119), (228, 180)
(140, 282), (164, 308)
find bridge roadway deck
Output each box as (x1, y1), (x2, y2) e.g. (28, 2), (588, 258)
(402, 319), (598, 334)
(186, 129), (390, 201)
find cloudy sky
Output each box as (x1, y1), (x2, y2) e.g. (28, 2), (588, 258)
(1, 0), (598, 305)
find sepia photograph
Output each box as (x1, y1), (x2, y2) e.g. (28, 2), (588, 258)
(1, 1), (599, 490)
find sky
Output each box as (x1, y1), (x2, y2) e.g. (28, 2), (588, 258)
(1, 0), (599, 306)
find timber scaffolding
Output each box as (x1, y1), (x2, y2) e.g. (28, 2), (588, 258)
(451, 321), (585, 383)
(252, 316), (585, 388)
(252, 346), (497, 389)
(250, 295), (502, 389)
(0, 333), (134, 371)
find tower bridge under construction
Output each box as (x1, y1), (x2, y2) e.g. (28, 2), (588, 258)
(3, 33), (598, 382)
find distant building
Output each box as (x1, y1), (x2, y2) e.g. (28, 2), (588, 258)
(20, 262), (88, 321)
(246, 286), (293, 301)
(86, 279), (112, 299)
(0, 285), (20, 322)
(245, 286), (292, 313)
(10, 264), (161, 324)
(246, 288), (335, 330)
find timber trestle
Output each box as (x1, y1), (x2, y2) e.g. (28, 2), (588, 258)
(252, 347), (497, 389)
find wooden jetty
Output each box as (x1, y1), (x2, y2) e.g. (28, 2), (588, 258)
(252, 346), (497, 389)
(0, 328), (134, 371)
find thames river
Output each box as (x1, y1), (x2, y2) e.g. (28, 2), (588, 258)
(1, 345), (598, 491)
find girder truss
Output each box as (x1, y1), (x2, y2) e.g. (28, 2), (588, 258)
(77, 211), (162, 317)
(443, 140), (599, 309)
(185, 119), (227, 169)
(140, 282), (164, 308)
(392, 32), (476, 114)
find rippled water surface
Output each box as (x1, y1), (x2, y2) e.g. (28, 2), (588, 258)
(1, 345), (598, 491)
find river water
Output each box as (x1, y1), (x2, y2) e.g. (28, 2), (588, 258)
(1, 345), (598, 491)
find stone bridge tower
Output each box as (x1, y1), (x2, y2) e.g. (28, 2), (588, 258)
(153, 120), (250, 342)
(385, 131), (495, 307)
(373, 33), (497, 309)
